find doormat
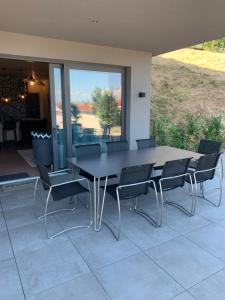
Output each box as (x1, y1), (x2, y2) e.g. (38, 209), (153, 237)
(0, 172), (34, 192)
(17, 149), (36, 167)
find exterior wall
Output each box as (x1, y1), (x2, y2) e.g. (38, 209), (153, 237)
(0, 31), (152, 149)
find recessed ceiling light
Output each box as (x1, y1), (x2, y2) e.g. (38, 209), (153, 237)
(91, 19), (99, 24)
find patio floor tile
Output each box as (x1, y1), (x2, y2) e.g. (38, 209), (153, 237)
(0, 211), (6, 232)
(119, 217), (179, 250)
(95, 253), (183, 300)
(26, 273), (109, 300)
(162, 205), (211, 235)
(15, 238), (90, 297)
(146, 236), (225, 288)
(69, 226), (140, 269)
(4, 204), (38, 230)
(1, 189), (34, 210)
(8, 219), (67, 253)
(171, 291), (195, 300)
(186, 223), (225, 261)
(0, 258), (25, 300)
(0, 231), (13, 261)
(189, 269), (225, 300)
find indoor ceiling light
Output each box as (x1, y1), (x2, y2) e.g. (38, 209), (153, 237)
(25, 72), (45, 86)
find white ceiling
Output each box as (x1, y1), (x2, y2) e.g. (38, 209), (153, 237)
(0, 0), (225, 55)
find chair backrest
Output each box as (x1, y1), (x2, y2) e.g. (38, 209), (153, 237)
(106, 141), (129, 153)
(118, 163), (154, 199)
(36, 162), (51, 190)
(136, 138), (156, 149)
(161, 158), (191, 190)
(75, 143), (101, 158)
(198, 139), (221, 155)
(195, 153), (221, 182)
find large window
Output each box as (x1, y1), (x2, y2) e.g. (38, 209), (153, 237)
(69, 67), (125, 150)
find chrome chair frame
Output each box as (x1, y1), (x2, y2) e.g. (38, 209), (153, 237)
(158, 173), (196, 218)
(33, 169), (76, 219)
(191, 166), (223, 207)
(99, 177), (160, 240)
(38, 176), (92, 239)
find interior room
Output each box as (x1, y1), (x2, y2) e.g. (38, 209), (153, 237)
(0, 58), (50, 178)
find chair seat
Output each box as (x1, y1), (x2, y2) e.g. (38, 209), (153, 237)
(52, 181), (88, 201)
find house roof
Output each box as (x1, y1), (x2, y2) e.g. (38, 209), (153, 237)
(0, 0), (225, 55)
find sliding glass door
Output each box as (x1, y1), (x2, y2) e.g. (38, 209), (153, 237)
(68, 65), (125, 153)
(50, 62), (126, 169)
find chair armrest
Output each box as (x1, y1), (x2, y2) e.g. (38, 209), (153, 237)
(49, 169), (72, 177)
(117, 180), (151, 190)
(50, 177), (89, 188)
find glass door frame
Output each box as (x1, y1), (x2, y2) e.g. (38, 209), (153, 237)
(64, 62), (126, 158)
(50, 62), (126, 169)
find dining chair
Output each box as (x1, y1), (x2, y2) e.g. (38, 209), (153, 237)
(149, 158), (195, 223)
(136, 138), (156, 149)
(186, 153), (222, 207)
(106, 140), (129, 153)
(99, 163), (159, 240)
(190, 139), (222, 169)
(36, 162), (92, 238)
(75, 143), (101, 182)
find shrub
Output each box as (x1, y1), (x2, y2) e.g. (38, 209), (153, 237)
(151, 113), (225, 151)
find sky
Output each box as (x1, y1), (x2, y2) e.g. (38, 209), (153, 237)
(54, 68), (122, 104)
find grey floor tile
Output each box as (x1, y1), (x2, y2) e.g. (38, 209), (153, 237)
(95, 253), (183, 300)
(172, 291), (195, 300)
(69, 226), (140, 269)
(163, 205), (210, 235)
(195, 196), (225, 223)
(0, 258), (25, 300)
(147, 236), (224, 289)
(15, 238), (90, 297)
(0, 211), (6, 232)
(9, 219), (67, 253)
(189, 269), (225, 300)
(4, 205), (38, 230)
(26, 273), (109, 300)
(120, 217), (179, 250)
(1, 189), (34, 210)
(0, 231), (13, 261)
(186, 223), (225, 261)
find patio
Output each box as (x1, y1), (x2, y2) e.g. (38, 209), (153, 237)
(1, 174), (225, 300)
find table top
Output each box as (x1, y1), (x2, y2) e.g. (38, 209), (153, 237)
(68, 146), (202, 178)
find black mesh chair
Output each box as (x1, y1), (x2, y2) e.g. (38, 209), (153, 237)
(190, 139), (222, 169)
(186, 153), (222, 207)
(136, 138), (156, 149)
(106, 141), (129, 153)
(150, 158), (195, 222)
(99, 163), (159, 240)
(75, 143), (101, 182)
(36, 163), (92, 238)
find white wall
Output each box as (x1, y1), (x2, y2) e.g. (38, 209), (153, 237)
(0, 30), (152, 149)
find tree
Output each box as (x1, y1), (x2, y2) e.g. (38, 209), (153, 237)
(92, 88), (120, 136)
(71, 103), (80, 123)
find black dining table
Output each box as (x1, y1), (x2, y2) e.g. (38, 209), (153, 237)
(68, 146), (202, 230)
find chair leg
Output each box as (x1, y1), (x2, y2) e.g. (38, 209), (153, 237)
(44, 190), (51, 239)
(196, 169), (223, 207)
(132, 182), (162, 227)
(163, 175), (196, 217)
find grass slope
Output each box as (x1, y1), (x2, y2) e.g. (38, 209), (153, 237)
(152, 48), (225, 122)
